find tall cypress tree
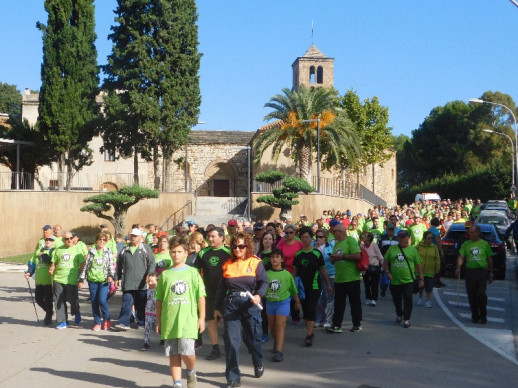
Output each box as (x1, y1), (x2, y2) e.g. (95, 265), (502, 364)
(37, 0), (100, 190)
(102, 0), (201, 189)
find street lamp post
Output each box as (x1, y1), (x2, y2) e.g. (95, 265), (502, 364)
(301, 118), (321, 193)
(470, 98), (518, 189)
(483, 129), (515, 187)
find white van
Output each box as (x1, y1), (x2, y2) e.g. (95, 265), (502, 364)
(415, 193), (441, 203)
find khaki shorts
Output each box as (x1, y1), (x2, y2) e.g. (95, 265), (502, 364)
(164, 338), (195, 356)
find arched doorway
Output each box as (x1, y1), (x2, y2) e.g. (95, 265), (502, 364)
(204, 160), (237, 197)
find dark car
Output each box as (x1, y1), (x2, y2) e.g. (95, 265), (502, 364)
(441, 222), (506, 279)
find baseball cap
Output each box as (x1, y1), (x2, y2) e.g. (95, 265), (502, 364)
(329, 219), (341, 227)
(42, 225), (52, 231)
(253, 222), (264, 230)
(397, 230), (410, 238)
(129, 228), (142, 236)
(228, 219), (238, 226)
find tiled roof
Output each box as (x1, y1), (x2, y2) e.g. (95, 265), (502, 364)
(302, 45), (328, 58)
(189, 130), (255, 145)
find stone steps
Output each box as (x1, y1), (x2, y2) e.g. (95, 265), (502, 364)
(184, 196), (248, 227)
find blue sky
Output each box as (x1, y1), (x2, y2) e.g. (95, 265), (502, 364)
(1, 0), (517, 136)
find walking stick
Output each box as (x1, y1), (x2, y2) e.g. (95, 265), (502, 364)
(457, 271), (460, 308)
(26, 278), (40, 322)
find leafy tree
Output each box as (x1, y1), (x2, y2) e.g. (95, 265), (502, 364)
(102, 0), (201, 189)
(0, 83), (22, 124)
(255, 170), (314, 220)
(37, 0), (100, 190)
(80, 185), (159, 235)
(254, 85), (360, 183)
(340, 89), (393, 167)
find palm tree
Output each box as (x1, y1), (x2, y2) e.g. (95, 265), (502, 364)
(254, 85), (360, 183)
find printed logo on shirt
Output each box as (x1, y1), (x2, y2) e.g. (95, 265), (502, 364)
(269, 279), (281, 291)
(95, 257), (103, 266)
(208, 256), (220, 267)
(396, 253), (405, 262)
(171, 280), (189, 295)
(469, 247), (481, 259)
(301, 258), (309, 267)
(62, 253), (71, 261)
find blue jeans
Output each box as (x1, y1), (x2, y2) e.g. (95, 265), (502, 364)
(316, 277), (335, 326)
(88, 281), (110, 325)
(118, 290), (147, 326)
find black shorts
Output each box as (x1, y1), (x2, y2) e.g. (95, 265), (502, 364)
(205, 296), (216, 321)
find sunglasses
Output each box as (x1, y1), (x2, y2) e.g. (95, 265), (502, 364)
(44, 238), (54, 242)
(232, 244), (246, 250)
(64, 237), (73, 241)
(285, 231), (294, 234)
(316, 235), (325, 238)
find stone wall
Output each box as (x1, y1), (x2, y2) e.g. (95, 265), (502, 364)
(358, 150), (397, 207)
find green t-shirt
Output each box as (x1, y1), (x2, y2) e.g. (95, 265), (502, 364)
(76, 241), (88, 256)
(384, 245), (422, 285)
(347, 229), (360, 242)
(145, 232), (154, 246)
(106, 237), (118, 255)
(333, 237), (361, 283)
(368, 227), (384, 244)
(459, 239), (493, 269)
(155, 251), (173, 270)
(31, 247), (53, 285)
(51, 245), (86, 285)
(409, 223), (427, 246)
(265, 269), (297, 302)
(155, 265), (206, 340)
(87, 249), (108, 282)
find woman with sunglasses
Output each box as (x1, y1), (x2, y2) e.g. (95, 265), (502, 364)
(416, 231), (440, 308)
(214, 232), (268, 388)
(79, 232), (116, 331)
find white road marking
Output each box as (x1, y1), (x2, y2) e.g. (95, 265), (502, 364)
(433, 288), (518, 366)
(458, 313), (505, 323)
(447, 300), (505, 312)
(442, 291), (505, 302)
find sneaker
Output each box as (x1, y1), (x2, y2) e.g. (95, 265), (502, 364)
(205, 347), (221, 360)
(403, 320), (410, 328)
(74, 313), (82, 325)
(194, 340), (202, 350)
(396, 316), (402, 324)
(350, 325), (363, 332)
(272, 351), (284, 362)
(304, 334), (314, 347)
(92, 324), (102, 332)
(187, 372), (197, 388)
(103, 320), (111, 330)
(417, 297), (424, 306)
(425, 301), (432, 308)
(325, 326), (342, 333)
(173, 384), (182, 388)
(142, 342), (150, 351)
(114, 323), (130, 331)
(261, 334), (269, 343)
(323, 323), (332, 329)
(365, 299), (372, 305)
(371, 300), (376, 307)
(254, 364), (264, 378)
(56, 321), (68, 330)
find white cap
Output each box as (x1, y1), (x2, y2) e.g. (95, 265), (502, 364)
(129, 228), (142, 236)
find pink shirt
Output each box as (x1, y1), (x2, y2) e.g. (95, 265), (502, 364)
(277, 238), (304, 274)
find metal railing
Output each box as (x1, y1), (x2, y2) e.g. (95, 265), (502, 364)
(160, 200), (193, 231)
(253, 176), (360, 198)
(360, 185), (387, 207)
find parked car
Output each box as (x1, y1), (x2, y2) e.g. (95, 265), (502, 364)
(441, 222), (506, 279)
(482, 200), (514, 219)
(415, 192), (441, 203)
(475, 210), (511, 239)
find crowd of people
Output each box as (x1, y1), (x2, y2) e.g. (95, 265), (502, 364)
(24, 197), (503, 388)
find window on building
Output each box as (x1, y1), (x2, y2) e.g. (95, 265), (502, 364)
(317, 66), (323, 84)
(309, 66), (316, 83)
(104, 148), (115, 162)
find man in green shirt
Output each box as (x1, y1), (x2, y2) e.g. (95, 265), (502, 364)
(409, 214), (427, 246)
(384, 230), (424, 328)
(326, 224), (362, 333)
(49, 231), (86, 329)
(455, 224), (494, 324)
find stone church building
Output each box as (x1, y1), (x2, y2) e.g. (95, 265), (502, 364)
(16, 45), (396, 222)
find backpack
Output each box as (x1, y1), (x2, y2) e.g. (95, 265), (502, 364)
(356, 247), (370, 272)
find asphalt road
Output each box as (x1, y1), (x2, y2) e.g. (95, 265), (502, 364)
(1, 259), (518, 388)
